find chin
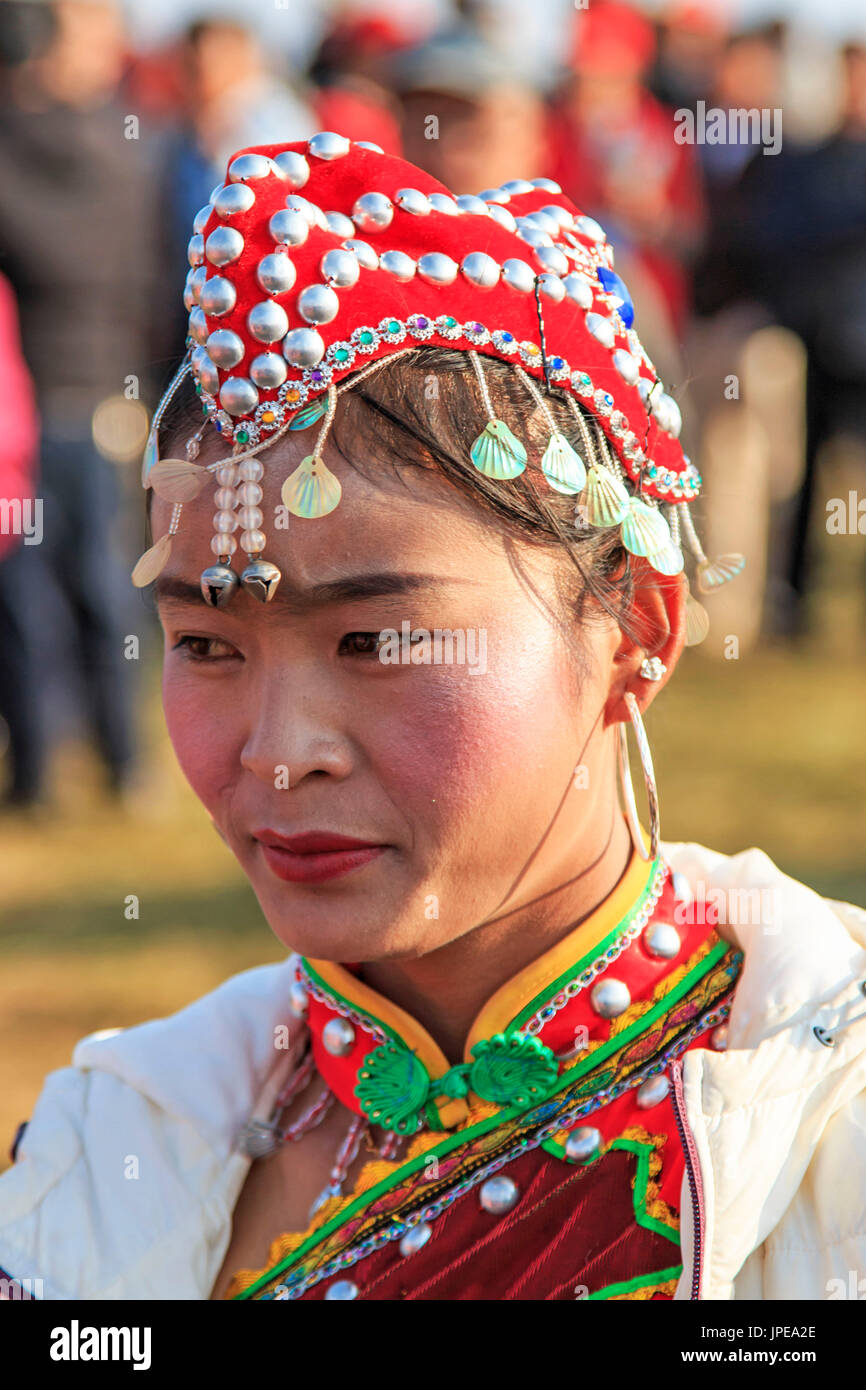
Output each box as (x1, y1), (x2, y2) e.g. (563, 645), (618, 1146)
(256, 895), (434, 964)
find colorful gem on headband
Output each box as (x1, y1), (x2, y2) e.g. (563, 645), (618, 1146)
(289, 399), (328, 430)
(596, 267), (635, 329)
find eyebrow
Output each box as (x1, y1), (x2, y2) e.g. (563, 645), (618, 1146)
(153, 571), (477, 612)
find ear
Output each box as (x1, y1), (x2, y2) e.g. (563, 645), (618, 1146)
(603, 563), (687, 729)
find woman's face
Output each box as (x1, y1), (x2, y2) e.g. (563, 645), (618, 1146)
(153, 422), (672, 963)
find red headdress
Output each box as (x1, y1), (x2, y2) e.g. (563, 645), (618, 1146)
(133, 132), (742, 632)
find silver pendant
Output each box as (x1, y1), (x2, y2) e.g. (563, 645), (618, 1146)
(200, 564), (239, 607)
(241, 560), (282, 602)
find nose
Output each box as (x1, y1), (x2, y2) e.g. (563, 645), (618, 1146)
(239, 664), (354, 789)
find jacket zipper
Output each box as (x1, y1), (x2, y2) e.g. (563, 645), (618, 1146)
(670, 1056), (705, 1300)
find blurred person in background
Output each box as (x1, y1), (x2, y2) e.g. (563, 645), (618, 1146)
(0, 0), (171, 807)
(394, 26), (547, 193)
(307, 10), (408, 155)
(547, 0), (704, 344)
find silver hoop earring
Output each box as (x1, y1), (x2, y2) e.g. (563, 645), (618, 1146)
(617, 691), (660, 862)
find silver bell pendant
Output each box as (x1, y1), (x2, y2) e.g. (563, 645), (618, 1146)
(200, 562), (240, 607)
(241, 558), (282, 602)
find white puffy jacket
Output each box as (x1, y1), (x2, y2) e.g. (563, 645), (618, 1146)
(1, 839), (865, 1301)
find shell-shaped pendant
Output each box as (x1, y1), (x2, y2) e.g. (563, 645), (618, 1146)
(147, 458), (208, 503)
(289, 399), (327, 431)
(470, 419), (527, 479)
(685, 590), (710, 646)
(541, 432), (587, 494)
(621, 497), (671, 557)
(131, 533), (172, 587)
(281, 454), (342, 518)
(696, 552), (746, 593)
(583, 465), (630, 527)
(141, 430), (158, 486)
(647, 542), (685, 576)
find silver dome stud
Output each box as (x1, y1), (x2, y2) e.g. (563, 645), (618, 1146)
(271, 150), (310, 187)
(351, 191), (394, 232)
(643, 921), (681, 960)
(530, 177), (562, 193)
(256, 253), (296, 296)
(537, 273), (566, 302)
(417, 252), (459, 286)
(188, 265), (207, 305)
(399, 1222), (433, 1257)
(355, 140), (384, 153)
(526, 210), (561, 237)
(322, 1017), (356, 1056)
(228, 152), (272, 183)
(206, 329), (245, 369)
(187, 307), (208, 345)
(205, 225), (244, 267)
(379, 250), (416, 282)
(342, 238), (378, 270)
(461, 252), (500, 288)
(213, 183), (255, 218)
(564, 1126), (601, 1162)
(455, 194), (490, 217)
(500, 178), (535, 195)
(285, 194), (329, 231)
(288, 980), (309, 1018)
(562, 273), (594, 309)
(308, 131), (351, 160)
(479, 1175), (519, 1215)
(586, 312), (616, 349)
(517, 223), (554, 250)
(534, 244), (569, 276)
(653, 392), (683, 439)
(672, 871), (692, 903)
(219, 377), (259, 416)
(269, 209), (309, 248)
(283, 326), (325, 368)
(540, 204), (575, 230)
(249, 352), (288, 390)
(321, 248), (360, 288)
(208, 182), (224, 204)
(576, 213), (606, 242)
(200, 563), (240, 609)
(192, 204), (212, 234)
(298, 283), (340, 325)
(183, 280), (196, 313)
(200, 275), (238, 317)
(502, 258), (536, 293)
(429, 192), (460, 216)
(711, 1023), (730, 1052)
(590, 977), (631, 1018)
(324, 1279), (359, 1300)
(191, 347), (219, 395)
(486, 203), (517, 233)
(636, 1074), (671, 1109)
(325, 210), (355, 238)
(247, 300), (290, 344)
(479, 187), (508, 202)
(241, 559), (281, 603)
(187, 234), (205, 267)
(613, 348), (640, 385)
(395, 187), (432, 216)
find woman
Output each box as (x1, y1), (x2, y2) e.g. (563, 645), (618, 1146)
(1, 136), (865, 1303)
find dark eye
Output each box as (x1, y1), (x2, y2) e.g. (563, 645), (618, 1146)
(339, 631), (389, 657)
(173, 635), (238, 661)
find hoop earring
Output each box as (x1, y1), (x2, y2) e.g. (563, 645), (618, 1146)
(617, 691), (660, 862)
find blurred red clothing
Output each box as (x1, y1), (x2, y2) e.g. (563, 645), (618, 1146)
(546, 88), (704, 333)
(0, 273), (38, 562)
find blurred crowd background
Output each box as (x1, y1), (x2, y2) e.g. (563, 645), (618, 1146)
(0, 0), (864, 1148)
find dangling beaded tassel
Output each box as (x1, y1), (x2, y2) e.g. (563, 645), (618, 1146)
(131, 502), (184, 588)
(237, 1050), (317, 1158)
(378, 1129), (402, 1161)
(678, 501), (746, 593)
(308, 1113), (368, 1222)
(280, 1083), (335, 1145)
(140, 357), (192, 488)
(200, 446), (242, 607)
(468, 351), (527, 479)
(281, 384), (342, 518)
(514, 365), (586, 494)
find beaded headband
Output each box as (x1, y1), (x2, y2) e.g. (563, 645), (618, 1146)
(133, 133), (743, 637)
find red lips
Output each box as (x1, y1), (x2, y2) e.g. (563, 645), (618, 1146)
(254, 829), (388, 883)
